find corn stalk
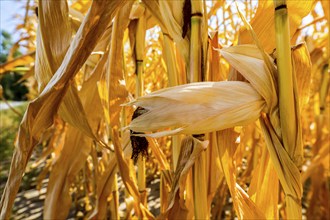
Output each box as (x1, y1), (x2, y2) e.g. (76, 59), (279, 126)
(162, 35), (181, 170)
(273, 0), (302, 218)
(134, 6), (147, 206)
(189, 1), (208, 219)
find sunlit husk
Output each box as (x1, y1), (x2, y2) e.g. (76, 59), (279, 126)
(128, 81), (265, 136)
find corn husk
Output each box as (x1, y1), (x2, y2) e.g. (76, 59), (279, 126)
(128, 80), (265, 137)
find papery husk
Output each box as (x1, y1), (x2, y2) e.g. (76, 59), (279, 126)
(220, 45), (277, 111)
(128, 81), (265, 137)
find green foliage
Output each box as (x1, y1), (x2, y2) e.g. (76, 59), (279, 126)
(0, 73), (28, 101)
(0, 30), (28, 101)
(0, 103), (27, 192)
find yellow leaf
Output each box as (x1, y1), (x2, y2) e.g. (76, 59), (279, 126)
(0, 52), (35, 74)
(0, 1), (126, 218)
(239, 0), (314, 52)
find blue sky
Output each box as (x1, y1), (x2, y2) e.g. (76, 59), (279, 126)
(0, 0), (24, 42)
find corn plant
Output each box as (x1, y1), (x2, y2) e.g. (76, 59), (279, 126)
(0, 0), (329, 219)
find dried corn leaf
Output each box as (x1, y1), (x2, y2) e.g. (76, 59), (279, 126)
(207, 1), (224, 19)
(144, 0), (189, 67)
(111, 130), (154, 219)
(107, 4), (154, 218)
(89, 152), (117, 219)
(205, 132), (223, 208)
(217, 129), (265, 219)
(208, 33), (225, 81)
(44, 52), (107, 219)
(34, 1), (105, 148)
(129, 2), (145, 20)
(167, 136), (208, 211)
(97, 75), (111, 124)
(321, 1), (329, 21)
(71, 0), (92, 14)
(260, 115), (302, 217)
(292, 43), (312, 110)
(107, 2), (131, 128)
(162, 35), (179, 87)
(141, 0), (168, 34)
(0, 1), (125, 218)
(248, 146), (279, 219)
(147, 137), (170, 171)
(0, 51), (35, 74)
(162, 136), (207, 219)
(192, 151), (209, 219)
(239, 0), (314, 52)
(302, 139), (329, 182)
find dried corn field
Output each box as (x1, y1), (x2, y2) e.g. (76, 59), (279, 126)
(0, 0), (329, 219)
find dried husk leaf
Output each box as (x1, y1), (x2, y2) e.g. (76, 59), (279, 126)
(128, 81), (265, 136)
(220, 45), (277, 111)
